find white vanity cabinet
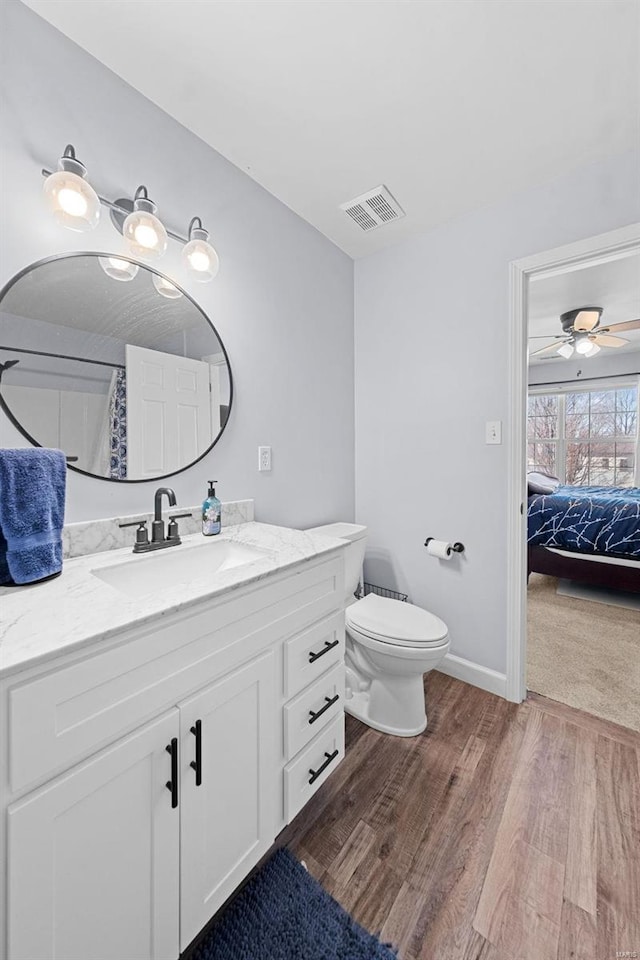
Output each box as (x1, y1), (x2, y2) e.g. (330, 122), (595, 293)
(7, 710), (181, 960)
(178, 650), (278, 950)
(0, 549), (345, 960)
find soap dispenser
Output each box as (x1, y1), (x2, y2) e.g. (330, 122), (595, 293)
(202, 481), (221, 536)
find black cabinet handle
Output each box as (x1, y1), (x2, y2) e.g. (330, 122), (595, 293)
(308, 638), (339, 664)
(309, 749), (339, 785)
(308, 694), (340, 725)
(190, 719), (202, 786)
(165, 738), (178, 809)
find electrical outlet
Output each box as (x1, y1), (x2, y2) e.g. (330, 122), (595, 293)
(258, 445), (272, 471)
(485, 420), (502, 444)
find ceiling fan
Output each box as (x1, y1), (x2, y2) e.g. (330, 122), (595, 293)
(530, 307), (640, 359)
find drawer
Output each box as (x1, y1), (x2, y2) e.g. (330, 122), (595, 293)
(284, 662), (344, 761)
(8, 555), (343, 794)
(283, 714), (345, 823)
(284, 612), (344, 698)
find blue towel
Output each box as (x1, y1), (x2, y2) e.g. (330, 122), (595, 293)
(0, 448), (66, 585)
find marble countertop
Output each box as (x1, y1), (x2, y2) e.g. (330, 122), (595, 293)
(0, 522), (346, 679)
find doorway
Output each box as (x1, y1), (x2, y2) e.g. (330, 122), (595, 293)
(506, 224), (640, 723)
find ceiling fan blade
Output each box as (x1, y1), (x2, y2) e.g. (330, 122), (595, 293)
(528, 335), (565, 339)
(530, 340), (568, 357)
(591, 334), (629, 348)
(599, 318), (640, 334)
(573, 309), (601, 332)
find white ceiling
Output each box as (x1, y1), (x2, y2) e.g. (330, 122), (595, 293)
(528, 251), (640, 362)
(23, 0), (640, 259)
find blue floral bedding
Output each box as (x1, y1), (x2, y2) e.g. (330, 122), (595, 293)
(527, 485), (640, 559)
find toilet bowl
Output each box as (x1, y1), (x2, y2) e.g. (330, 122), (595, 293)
(307, 523), (450, 737)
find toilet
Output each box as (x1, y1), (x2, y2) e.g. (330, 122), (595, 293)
(308, 523), (450, 737)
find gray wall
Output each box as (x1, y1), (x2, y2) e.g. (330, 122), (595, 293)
(355, 152), (640, 676)
(0, 1), (355, 527)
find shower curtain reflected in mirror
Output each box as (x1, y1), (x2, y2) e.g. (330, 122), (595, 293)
(91, 369), (127, 479)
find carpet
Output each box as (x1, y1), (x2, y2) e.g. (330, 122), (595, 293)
(527, 574), (640, 732)
(556, 578), (640, 611)
(191, 848), (397, 960)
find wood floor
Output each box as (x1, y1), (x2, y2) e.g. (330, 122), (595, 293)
(278, 672), (640, 960)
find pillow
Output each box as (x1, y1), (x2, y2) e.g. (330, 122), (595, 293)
(527, 471), (561, 495)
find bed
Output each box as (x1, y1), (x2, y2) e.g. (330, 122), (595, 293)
(527, 484), (640, 593)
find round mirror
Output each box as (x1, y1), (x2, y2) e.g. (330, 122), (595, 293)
(0, 253), (232, 482)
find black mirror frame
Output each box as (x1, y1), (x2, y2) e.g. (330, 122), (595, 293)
(0, 252), (233, 483)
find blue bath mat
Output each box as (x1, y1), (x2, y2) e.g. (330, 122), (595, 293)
(191, 847), (397, 960)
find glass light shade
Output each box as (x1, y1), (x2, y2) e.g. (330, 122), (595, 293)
(584, 342), (601, 358)
(123, 209), (168, 260)
(99, 256), (139, 282)
(183, 237), (219, 282)
(43, 169), (100, 232)
(152, 273), (183, 299)
(557, 342), (574, 359)
(575, 337), (593, 355)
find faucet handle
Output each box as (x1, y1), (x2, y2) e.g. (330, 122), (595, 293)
(119, 519), (144, 528)
(134, 521), (149, 547)
(119, 520), (149, 550)
(167, 518), (181, 543)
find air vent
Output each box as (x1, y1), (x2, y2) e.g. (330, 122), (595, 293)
(340, 185), (405, 232)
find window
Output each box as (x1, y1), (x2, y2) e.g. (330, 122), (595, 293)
(527, 394), (559, 476)
(527, 384), (638, 487)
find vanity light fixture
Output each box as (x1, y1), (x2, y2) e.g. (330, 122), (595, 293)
(42, 145), (101, 232)
(99, 256), (139, 282)
(122, 186), (168, 260)
(152, 273), (183, 299)
(557, 342), (575, 359)
(183, 217), (220, 282)
(41, 146), (221, 280)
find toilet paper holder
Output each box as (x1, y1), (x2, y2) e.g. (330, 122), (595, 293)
(424, 538), (465, 554)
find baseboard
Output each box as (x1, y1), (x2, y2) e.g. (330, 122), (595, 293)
(436, 653), (507, 699)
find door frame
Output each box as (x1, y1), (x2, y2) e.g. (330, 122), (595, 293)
(505, 222), (640, 703)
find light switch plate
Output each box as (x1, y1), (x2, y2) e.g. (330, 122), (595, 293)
(258, 446), (272, 471)
(485, 420), (502, 444)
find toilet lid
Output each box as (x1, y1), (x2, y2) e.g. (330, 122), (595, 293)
(346, 594), (448, 646)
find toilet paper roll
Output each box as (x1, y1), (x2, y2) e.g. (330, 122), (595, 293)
(426, 539), (454, 560)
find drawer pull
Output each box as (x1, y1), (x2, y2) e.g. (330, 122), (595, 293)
(308, 638), (339, 664)
(308, 694), (340, 726)
(190, 719), (202, 786)
(165, 738), (178, 809)
(309, 749), (339, 785)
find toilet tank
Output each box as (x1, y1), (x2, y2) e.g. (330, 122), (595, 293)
(306, 522), (368, 601)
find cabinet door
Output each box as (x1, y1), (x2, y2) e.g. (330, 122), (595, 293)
(8, 710), (180, 960)
(179, 651), (278, 950)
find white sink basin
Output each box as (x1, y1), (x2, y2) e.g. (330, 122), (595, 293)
(92, 539), (270, 598)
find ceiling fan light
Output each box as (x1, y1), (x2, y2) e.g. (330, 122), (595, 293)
(575, 337), (593, 355)
(557, 342), (574, 359)
(584, 342), (601, 358)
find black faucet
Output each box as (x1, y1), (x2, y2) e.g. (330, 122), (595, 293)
(118, 487), (192, 553)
